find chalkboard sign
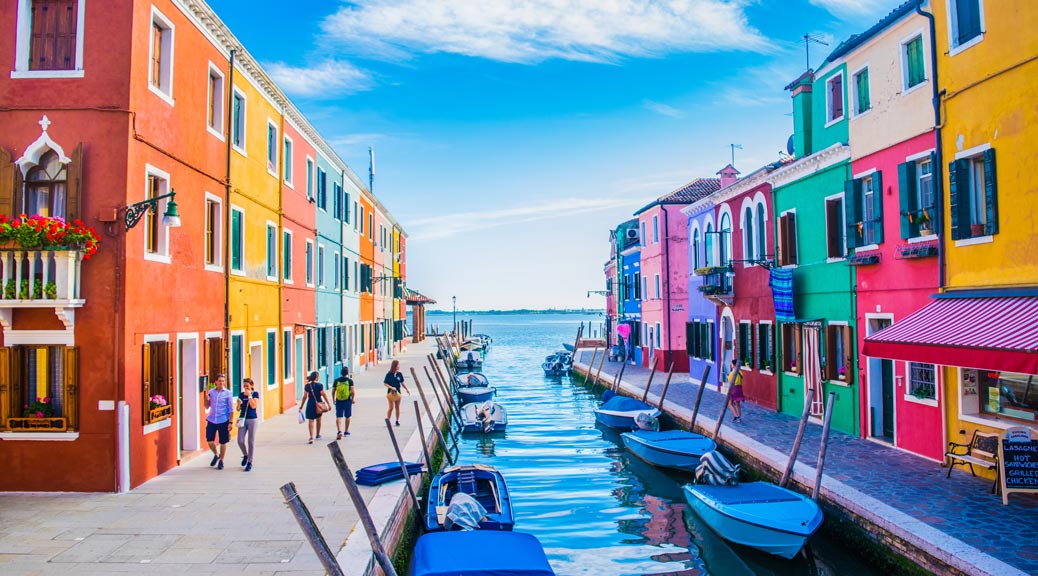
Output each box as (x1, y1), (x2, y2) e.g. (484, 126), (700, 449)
(999, 438), (1038, 505)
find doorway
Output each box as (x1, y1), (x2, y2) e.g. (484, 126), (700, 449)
(178, 337), (200, 452)
(295, 335), (304, 400)
(721, 316), (734, 385)
(250, 342), (263, 420)
(867, 317), (894, 442)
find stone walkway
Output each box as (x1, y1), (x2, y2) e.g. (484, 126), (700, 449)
(0, 340), (443, 576)
(576, 351), (1038, 576)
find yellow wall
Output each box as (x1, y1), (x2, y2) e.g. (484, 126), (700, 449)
(936, 1), (1038, 290)
(229, 73), (285, 418)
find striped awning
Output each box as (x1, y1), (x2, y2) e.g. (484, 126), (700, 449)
(863, 296), (1038, 374)
(403, 287), (437, 305)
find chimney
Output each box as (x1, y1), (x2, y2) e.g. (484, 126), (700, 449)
(785, 70), (815, 157)
(716, 164), (741, 188)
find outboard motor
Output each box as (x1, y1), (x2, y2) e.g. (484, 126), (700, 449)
(601, 389), (616, 403)
(444, 492), (488, 531)
(476, 402), (496, 432)
(466, 351), (475, 369)
(634, 412), (659, 432)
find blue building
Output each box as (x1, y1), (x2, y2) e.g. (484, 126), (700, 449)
(616, 219), (643, 365)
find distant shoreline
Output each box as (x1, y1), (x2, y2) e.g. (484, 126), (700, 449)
(425, 309), (603, 316)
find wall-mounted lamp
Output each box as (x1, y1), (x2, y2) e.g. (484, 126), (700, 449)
(124, 190), (181, 230)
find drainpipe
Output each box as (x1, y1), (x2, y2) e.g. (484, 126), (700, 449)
(118, 401), (130, 492)
(340, 170), (345, 369)
(224, 50), (235, 376)
(663, 206), (673, 370)
(278, 110), (285, 413)
(915, 3), (944, 289)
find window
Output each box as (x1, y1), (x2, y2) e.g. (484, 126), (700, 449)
(21, 0), (83, 73)
(902, 35), (926, 89)
(142, 340), (173, 424)
(756, 203), (766, 261)
(343, 255), (350, 291)
(777, 212), (797, 266)
(317, 328), (327, 369)
(743, 207), (754, 264)
(354, 261), (359, 292)
(654, 274), (661, 299)
(642, 277), (648, 302)
(950, 148), (997, 239)
(229, 334), (243, 395)
(852, 67), (870, 115)
(204, 336), (224, 384)
(265, 223), (277, 279)
(283, 137), (294, 185)
(825, 325), (852, 381)
(369, 213), (374, 239)
(652, 215), (659, 243)
(949, 0), (983, 50)
(305, 157), (314, 200)
(318, 245), (325, 287)
(692, 228), (701, 269)
(686, 320), (715, 360)
(972, 370), (1037, 423)
(908, 362), (936, 401)
(825, 196), (846, 259)
(143, 167), (171, 260)
(148, 8), (174, 101)
(305, 240), (314, 285)
(655, 322), (661, 348)
(757, 323), (774, 372)
(898, 154), (936, 238)
(333, 182), (342, 220)
(359, 205), (365, 234)
(207, 65), (225, 135)
(633, 272), (641, 300)
(231, 89), (246, 152)
(641, 222), (647, 246)
(283, 330), (292, 381)
(354, 201), (359, 230)
(738, 322), (754, 368)
(0, 345), (79, 432)
(266, 122), (278, 174)
(333, 252), (340, 290)
(204, 194), (222, 268)
(317, 168), (327, 210)
(344, 192), (351, 224)
(720, 213), (732, 266)
(22, 150), (68, 218)
(845, 173), (884, 250)
(230, 207), (244, 273)
(266, 331), (276, 387)
(283, 230), (293, 282)
(704, 223), (714, 266)
(826, 72), (844, 123)
(782, 323), (801, 374)
(305, 329), (313, 371)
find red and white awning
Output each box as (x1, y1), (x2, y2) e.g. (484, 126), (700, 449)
(863, 296), (1038, 374)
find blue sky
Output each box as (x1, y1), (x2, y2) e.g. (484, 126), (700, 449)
(209, 0), (899, 311)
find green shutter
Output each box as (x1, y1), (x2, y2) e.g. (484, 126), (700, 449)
(872, 171), (884, 245)
(948, 159), (971, 239)
(907, 37), (925, 86)
(983, 148), (998, 235)
(898, 161), (917, 239)
(856, 69), (870, 113)
(844, 179), (862, 249)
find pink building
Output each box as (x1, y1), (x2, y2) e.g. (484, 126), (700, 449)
(635, 179), (720, 371)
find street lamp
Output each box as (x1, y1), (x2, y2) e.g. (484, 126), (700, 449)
(124, 190), (182, 230)
(452, 295), (457, 336)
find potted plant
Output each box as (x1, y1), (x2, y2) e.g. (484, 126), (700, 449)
(0, 215), (100, 259)
(23, 397), (54, 418)
(915, 210), (933, 236)
(838, 366), (847, 380)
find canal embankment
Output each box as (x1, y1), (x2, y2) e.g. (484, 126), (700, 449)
(573, 350), (1036, 576)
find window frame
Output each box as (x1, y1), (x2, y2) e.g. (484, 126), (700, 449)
(742, 203), (754, 266)
(266, 329), (277, 389)
(907, 361), (938, 403)
(283, 329), (293, 382)
(851, 65), (871, 117)
(777, 210), (798, 267)
(900, 32), (928, 94)
(230, 205), (245, 275)
(317, 244), (325, 288)
(283, 135), (294, 187)
(738, 320), (754, 369)
(203, 192), (223, 272)
(333, 250), (340, 290)
(266, 120), (279, 177)
(950, 144), (997, 243)
(142, 335), (174, 429)
(265, 221), (278, 281)
(654, 273), (660, 299)
(0, 344), (80, 434)
(305, 156), (314, 200)
(947, 0), (985, 56)
(143, 164), (172, 264)
(147, 6), (175, 106)
(757, 321), (774, 373)
(305, 239), (315, 287)
(13, 0), (87, 78)
(824, 71), (845, 126)
(781, 323), (802, 375)
(231, 87), (247, 155)
(652, 215), (659, 244)
(206, 62), (225, 140)
(317, 167), (327, 211)
(282, 228), (293, 284)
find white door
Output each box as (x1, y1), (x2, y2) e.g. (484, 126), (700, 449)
(179, 338), (200, 452)
(250, 343), (264, 420)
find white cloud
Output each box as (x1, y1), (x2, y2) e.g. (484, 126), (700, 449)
(642, 100), (684, 118)
(809, 0), (892, 20)
(265, 60), (374, 98)
(320, 0), (768, 64)
(328, 133), (386, 148)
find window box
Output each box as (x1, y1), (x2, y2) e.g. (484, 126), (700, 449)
(7, 416), (68, 432)
(848, 254), (880, 266)
(694, 265), (730, 277)
(149, 404), (172, 422)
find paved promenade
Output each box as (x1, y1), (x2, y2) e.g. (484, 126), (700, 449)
(575, 351), (1038, 576)
(0, 339), (442, 576)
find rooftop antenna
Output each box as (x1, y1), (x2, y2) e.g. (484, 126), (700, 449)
(368, 146), (374, 193)
(803, 33), (829, 71)
(729, 144), (743, 168)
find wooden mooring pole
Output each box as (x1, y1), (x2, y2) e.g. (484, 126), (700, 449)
(779, 387), (815, 488)
(656, 362), (676, 409)
(279, 482), (344, 576)
(585, 347), (599, 384)
(572, 325), (583, 357)
(812, 391), (837, 500)
(384, 418), (422, 516)
(613, 360), (628, 394)
(414, 401), (435, 472)
(688, 365), (712, 431)
(423, 364), (460, 430)
(711, 383), (736, 440)
(640, 361), (659, 403)
(411, 367), (457, 460)
(592, 347), (608, 388)
(327, 443), (400, 576)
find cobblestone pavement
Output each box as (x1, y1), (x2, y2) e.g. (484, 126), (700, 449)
(0, 340), (441, 576)
(576, 351), (1038, 576)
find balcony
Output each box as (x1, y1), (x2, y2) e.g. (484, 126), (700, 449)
(0, 249), (85, 331)
(695, 265), (733, 306)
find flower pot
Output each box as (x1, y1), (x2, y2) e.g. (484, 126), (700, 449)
(918, 227), (933, 237)
(970, 223), (986, 237)
(0, 240), (19, 250)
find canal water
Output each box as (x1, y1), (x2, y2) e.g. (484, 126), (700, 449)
(446, 312), (880, 576)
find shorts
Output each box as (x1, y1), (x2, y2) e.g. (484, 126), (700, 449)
(205, 421), (230, 444)
(730, 386), (745, 403)
(335, 400), (353, 418)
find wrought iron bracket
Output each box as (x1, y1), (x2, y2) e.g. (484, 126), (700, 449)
(125, 191), (176, 230)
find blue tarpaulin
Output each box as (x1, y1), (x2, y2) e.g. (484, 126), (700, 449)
(600, 395), (655, 413)
(769, 268), (795, 322)
(411, 531), (555, 576)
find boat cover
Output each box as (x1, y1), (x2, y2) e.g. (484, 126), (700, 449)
(632, 430), (703, 442)
(411, 531), (555, 576)
(600, 396), (655, 412)
(691, 482), (802, 505)
(355, 462), (423, 486)
(444, 492), (487, 531)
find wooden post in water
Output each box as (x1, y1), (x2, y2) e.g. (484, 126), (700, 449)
(711, 384), (736, 440)
(585, 347), (599, 384)
(572, 324), (583, 357)
(812, 391), (837, 501)
(384, 418), (422, 515)
(280, 482), (345, 576)
(412, 367), (458, 455)
(688, 365), (712, 432)
(327, 443), (400, 576)
(432, 366), (463, 425)
(640, 362), (659, 402)
(414, 401), (435, 472)
(592, 348), (608, 388)
(613, 360), (628, 395)
(656, 362), (676, 409)
(779, 387), (815, 488)
(423, 365), (459, 429)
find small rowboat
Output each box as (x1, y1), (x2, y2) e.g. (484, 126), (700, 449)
(455, 350), (483, 371)
(621, 429), (717, 471)
(454, 373), (489, 388)
(593, 395), (660, 430)
(457, 386), (495, 404)
(425, 464), (514, 532)
(410, 531), (554, 576)
(460, 401), (508, 433)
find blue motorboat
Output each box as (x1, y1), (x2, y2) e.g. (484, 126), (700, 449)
(425, 464), (514, 532)
(411, 531), (554, 576)
(460, 401), (508, 433)
(593, 395), (661, 430)
(456, 373), (495, 404)
(455, 350), (483, 371)
(454, 372), (490, 388)
(541, 351), (572, 376)
(683, 481), (823, 559)
(621, 429), (717, 471)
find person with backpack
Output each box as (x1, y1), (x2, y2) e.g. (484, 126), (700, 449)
(333, 367), (355, 440)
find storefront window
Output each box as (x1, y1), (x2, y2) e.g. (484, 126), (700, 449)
(964, 369), (1038, 423)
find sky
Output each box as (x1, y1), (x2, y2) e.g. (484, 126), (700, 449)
(208, 0), (900, 311)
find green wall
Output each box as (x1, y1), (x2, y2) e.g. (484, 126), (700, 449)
(811, 64), (850, 152)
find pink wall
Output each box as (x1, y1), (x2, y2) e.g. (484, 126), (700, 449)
(638, 205), (689, 371)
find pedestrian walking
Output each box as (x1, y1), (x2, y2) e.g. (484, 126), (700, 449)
(727, 359), (745, 423)
(384, 359), (411, 426)
(333, 367), (355, 440)
(204, 374), (234, 470)
(299, 371), (331, 444)
(236, 378), (259, 471)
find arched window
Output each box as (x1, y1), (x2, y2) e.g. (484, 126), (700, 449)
(692, 228), (701, 270)
(720, 212), (732, 266)
(704, 223), (714, 266)
(23, 151), (67, 218)
(756, 203), (767, 261)
(744, 206), (754, 264)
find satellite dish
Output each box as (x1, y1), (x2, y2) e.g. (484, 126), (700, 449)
(786, 135), (795, 156)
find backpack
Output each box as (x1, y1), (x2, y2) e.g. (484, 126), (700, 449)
(334, 378), (353, 402)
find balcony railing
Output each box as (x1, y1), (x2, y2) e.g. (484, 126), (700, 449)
(0, 249), (84, 305)
(696, 265), (733, 305)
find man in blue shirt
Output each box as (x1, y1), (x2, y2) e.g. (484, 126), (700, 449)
(205, 374), (234, 470)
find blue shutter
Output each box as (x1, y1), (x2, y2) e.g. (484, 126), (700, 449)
(948, 159), (970, 239)
(872, 171), (884, 245)
(844, 179), (861, 249)
(983, 148), (998, 235)
(956, 0), (982, 45)
(898, 161), (917, 239)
